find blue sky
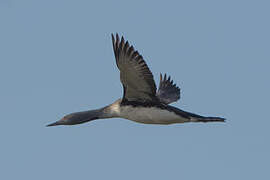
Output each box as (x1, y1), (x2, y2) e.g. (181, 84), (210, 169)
(0, 0), (269, 179)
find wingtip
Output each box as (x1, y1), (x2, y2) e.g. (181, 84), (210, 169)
(116, 33), (119, 41)
(111, 33), (119, 39)
(120, 36), (125, 44)
(111, 33), (115, 43)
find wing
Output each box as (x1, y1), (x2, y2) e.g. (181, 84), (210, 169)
(112, 34), (157, 102)
(156, 73), (180, 104)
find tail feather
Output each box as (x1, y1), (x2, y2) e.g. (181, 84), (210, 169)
(191, 116), (226, 123)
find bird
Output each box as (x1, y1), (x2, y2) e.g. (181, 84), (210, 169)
(47, 34), (225, 127)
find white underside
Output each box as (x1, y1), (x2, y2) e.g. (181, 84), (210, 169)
(111, 103), (189, 124)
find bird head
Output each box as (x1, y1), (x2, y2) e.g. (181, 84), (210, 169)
(46, 110), (101, 127)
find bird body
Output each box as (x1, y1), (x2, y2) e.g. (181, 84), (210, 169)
(105, 99), (186, 125)
(47, 34), (225, 127)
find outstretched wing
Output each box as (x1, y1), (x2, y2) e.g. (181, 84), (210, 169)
(112, 34), (157, 102)
(156, 73), (180, 104)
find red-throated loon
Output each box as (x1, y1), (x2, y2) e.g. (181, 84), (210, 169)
(47, 34), (225, 127)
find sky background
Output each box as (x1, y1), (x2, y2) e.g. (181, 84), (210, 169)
(0, 0), (269, 179)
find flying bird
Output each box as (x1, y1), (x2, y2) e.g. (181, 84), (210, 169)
(47, 34), (225, 126)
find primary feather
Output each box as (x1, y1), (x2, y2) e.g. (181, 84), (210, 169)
(157, 73), (180, 104)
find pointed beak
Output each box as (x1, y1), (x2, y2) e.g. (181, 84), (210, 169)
(46, 121), (61, 127)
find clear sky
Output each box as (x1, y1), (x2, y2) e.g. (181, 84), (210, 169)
(1, 0), (269, 179)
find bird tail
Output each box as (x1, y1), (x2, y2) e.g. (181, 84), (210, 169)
(191, 116), (226, 123)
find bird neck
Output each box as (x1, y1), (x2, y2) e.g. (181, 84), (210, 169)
(71, 109), (105, 124)
(68, 100), (122, 125)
